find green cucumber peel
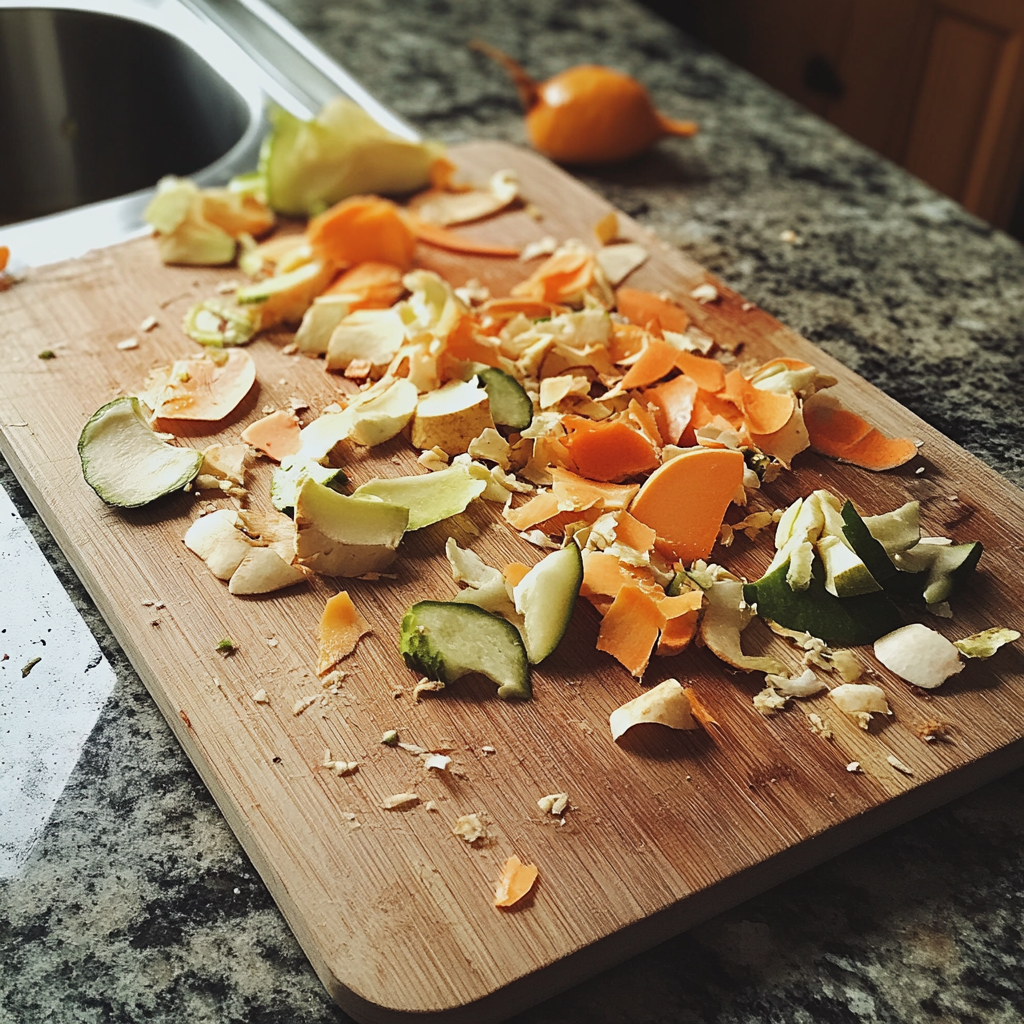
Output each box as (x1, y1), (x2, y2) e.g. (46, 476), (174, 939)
(399, 601), (531, 700)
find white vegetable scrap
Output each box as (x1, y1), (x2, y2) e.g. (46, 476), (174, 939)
(595, 243), (649, 286)
(253, 689), (270, 705)
(139, 315), (159, 332)
(753, 688), (789, 716)
(690, 282), (719, 304)
(381, 793), (420, 810)
(537, 793), (569, 816)
(519, 235), (559, 261)
(117, 337), (139, 350)
(610, 679), (701, 741)
(846, 761), (862, 773)
(321, 753), (359, 776)
(413, 678), (446, 701)
(452, 813), (488, 843)
(887, 754), (914, 776)
(829, 649), (864, 682)
(828, 683), (890, 730)
(424, 753), (452, 771)
(807, 713), (832, 740)
(874, 623), (964, 689)
(764, 668), (827, 698)
(292, 695), (316, 716)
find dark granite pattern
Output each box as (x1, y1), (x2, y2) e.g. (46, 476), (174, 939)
(3, 0), (1024, 1021)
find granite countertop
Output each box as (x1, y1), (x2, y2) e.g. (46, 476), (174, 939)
(3, 0), (1024, 1021)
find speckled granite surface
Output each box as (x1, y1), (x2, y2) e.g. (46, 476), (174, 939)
(3, 0), (1024, 1022)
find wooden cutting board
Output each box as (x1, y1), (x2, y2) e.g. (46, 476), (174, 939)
(3, 142), (1024, 1024)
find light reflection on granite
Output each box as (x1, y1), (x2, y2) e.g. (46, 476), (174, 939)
(2, 0), (1024, 1021)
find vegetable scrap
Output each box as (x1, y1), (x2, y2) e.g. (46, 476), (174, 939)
(493, 855), (538, 908)
(472, 40), (698, 165)
(316, 591), (372, 676)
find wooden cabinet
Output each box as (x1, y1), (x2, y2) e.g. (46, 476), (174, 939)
(673, 0), (1024, 233)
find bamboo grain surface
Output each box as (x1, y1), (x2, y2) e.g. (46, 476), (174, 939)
(2, 142), (1024, 1023)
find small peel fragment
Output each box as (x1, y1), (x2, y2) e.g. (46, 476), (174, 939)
(954, 627), (1021, 659)
(453, 813), (488, 844)
(610, 679), (701, 741)
(537, 793), (569, 816)
(317, 591), (372, 676)
(828, 682), (889, 729)
(382, 793), (420, 810)
(493, 855), (538, 908)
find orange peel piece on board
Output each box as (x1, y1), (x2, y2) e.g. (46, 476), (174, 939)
(642, 374), (698, 446)
(152, 349), (256, 426)
(804, 392), (918, 470)
(512, 249), (596, 303)
(493, 855), (539, 908)
(675, 351), (725, 394)
(615, 287), (690, 335)
(308, 195), (416, 270)
(596, 583), (665, 677)
(317, 591), (372, 676)
(725, 369), (796, 436)
(561, 416), (660, 483)
(619, 339), (681, 390)
(629, 447), (745, 562)
(241, 410), (302, 462)
(322, 261), (406, 309)
(549, 468), (640, 512)
(405, 215), (521, 257)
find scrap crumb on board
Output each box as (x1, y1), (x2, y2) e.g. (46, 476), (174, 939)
(292, 695), (317, 716)
(887, 754), (914, 776)
(381, 793), (420, 810)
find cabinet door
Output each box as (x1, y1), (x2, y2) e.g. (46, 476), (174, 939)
(898, 0), (1024, 224)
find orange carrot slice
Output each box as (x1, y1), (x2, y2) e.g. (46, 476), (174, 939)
(581, 552), (665, 603)
(656, 591), (704, 656)
(690, 389), (745, 433)
(609, 322), (651, 363)
(561, 416), (660, 483)
(549, 468), (639, 511)
(405, 214), (520, 257)
(674, 351), (726, 394)
(619, 339), (680, 389)
(308, 195), (416, 270)
(804, 392), (918, 470)
(442, 314), (503, 367)
(642, 374), (698, 446)
(240, 409), (302, 462)
(322, 261), (406, 309)
(614, 511), (657, 552)
(504, 490), (561, 530)
(493, 855), (539, 908)
(152, 350), (256, 425)
(317, 591), (372, 676)
(616, 287), (690, 334)
(511, 249), (596, 303)
(724, 369), (795, 436)
(629, 447), (745, 562)
(0, 246), (9, 272)
(596, 584), (664, 677)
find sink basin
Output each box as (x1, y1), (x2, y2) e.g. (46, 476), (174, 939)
(0, 0), (417, 266)
(0, 7), (252, 225)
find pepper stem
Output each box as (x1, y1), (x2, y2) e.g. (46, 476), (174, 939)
(470, 39), (539, 112)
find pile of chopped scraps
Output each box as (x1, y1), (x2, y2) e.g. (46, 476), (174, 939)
(85, 161), (1015, 745)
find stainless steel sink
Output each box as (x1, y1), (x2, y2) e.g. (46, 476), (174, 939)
(0, 0), (417, 266)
